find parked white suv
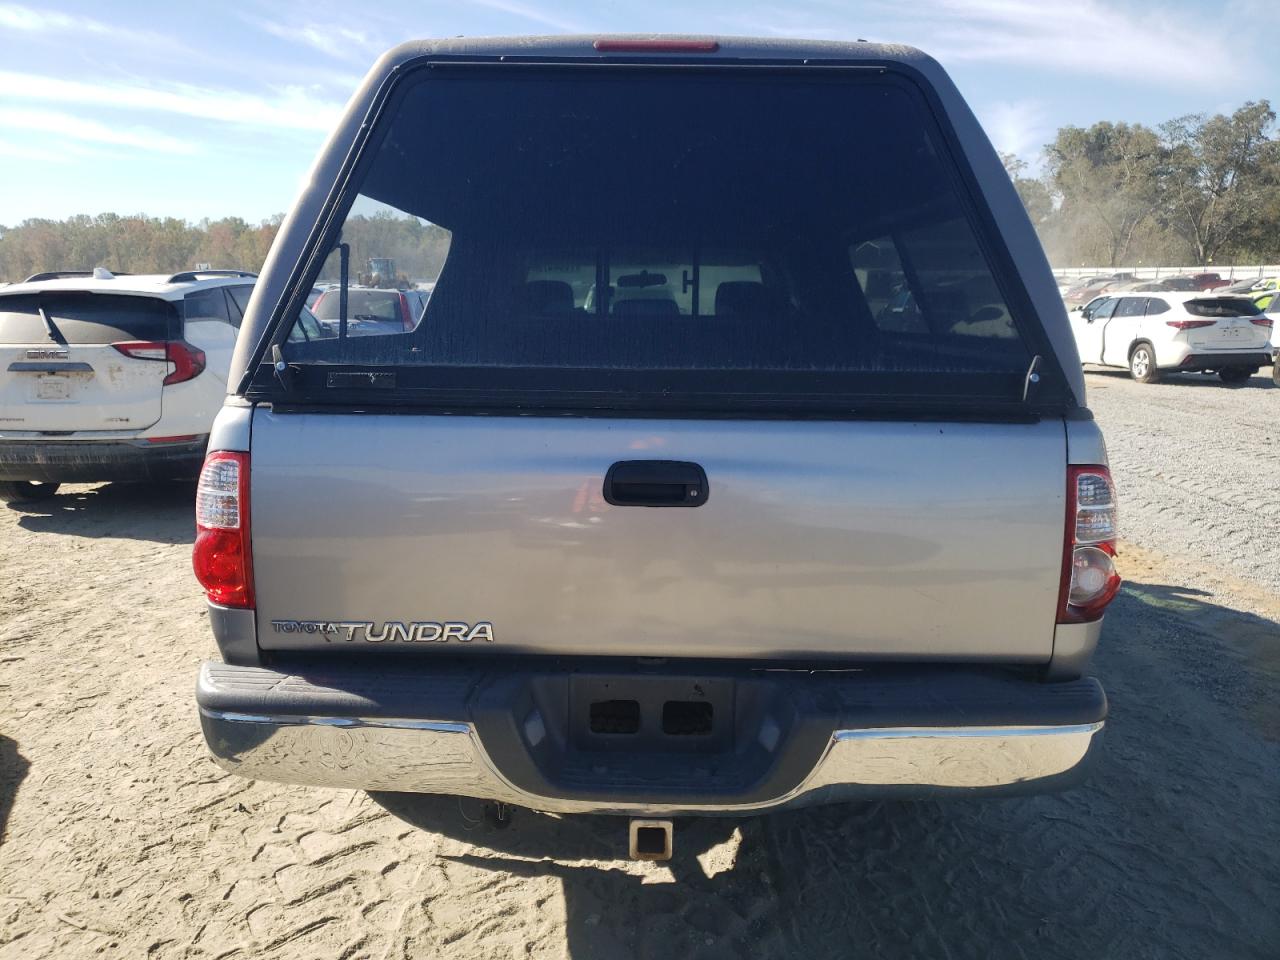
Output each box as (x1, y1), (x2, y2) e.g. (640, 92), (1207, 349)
(1069, 291), (1273, 383)
(0, 268), (256, 503)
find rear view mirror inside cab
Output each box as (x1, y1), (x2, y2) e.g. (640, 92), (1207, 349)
(617, 271), (668, 288)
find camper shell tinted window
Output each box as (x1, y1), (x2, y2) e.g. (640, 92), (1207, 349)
(259, 65), (1068, 413)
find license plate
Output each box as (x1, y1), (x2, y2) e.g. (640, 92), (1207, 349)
(36, 375), (71, 400)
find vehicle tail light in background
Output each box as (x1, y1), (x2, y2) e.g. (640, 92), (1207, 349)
(193, 451), (254, 608)
(399, 293), (414, 331)
(163, 341), (206, 384)
(1250, 317), (1273, 328)
(1164, 320), (1215, 330)
(113, 340), (206, 385)
(1058, 465), (1121, 624)
(111, 341), (167, 361)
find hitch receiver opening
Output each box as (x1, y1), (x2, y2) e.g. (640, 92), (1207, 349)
(629, 819), (674, 861)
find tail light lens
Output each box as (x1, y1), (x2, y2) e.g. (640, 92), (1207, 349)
(193, 451), (254, 608)
(113, 340), (206, 385)
(399, 293), (414, 331)
(1250, 317), (1273, 328)
(1165, 320), (1215, 330)
(593, 39), (720, 52)
(1058, 465), (1121, 623)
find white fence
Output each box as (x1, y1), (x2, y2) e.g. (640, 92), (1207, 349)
(1053, 265), (1280, 281)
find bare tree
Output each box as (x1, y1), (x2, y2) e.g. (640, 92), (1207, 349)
(1159, 101), (1278, 265)
(1044, 123), (1165, 267)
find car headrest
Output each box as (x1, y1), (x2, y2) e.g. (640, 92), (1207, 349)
(612, 297), (680, 318)
(714, 281), (772, 318)
(524, 280), (575, 314)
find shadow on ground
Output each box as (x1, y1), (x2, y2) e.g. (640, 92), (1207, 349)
(1087, 367), (1277, 389)
(11, 482), (196, 544)
(372, 791), (743, 865)
(372, 581), (1280, 959)
(0, 734), (29, 848)
(1120, 579), (1280, 734)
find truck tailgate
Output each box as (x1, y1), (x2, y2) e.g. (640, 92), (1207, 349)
(251, 409), (1065, 661)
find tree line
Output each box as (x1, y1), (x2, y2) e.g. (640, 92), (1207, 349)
(0, 214), (282, 282)
(0, 212), (451, 284)
(313, 213), (452, 284)
(1004, 100), (1280, 268)
(2, 99), (1277, 280)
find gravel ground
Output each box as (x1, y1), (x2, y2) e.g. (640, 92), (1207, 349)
(0, 374), (1277, 959)
(1085, 367), (1280, 601)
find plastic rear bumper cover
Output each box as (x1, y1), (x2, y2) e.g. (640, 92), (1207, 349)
(198, 660), (1107, 815)
(1176, 352), (1271, 369)
(0, 437), (207, 483)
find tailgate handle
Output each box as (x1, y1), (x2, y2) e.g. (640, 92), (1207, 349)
(604, 460), (708, 507)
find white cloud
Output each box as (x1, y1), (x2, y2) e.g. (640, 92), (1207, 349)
(0, 2), (167, 44)
(463, 0), (589, 33)
(979, 98), (1050, 164)
(0, 3), (103, 32)
(0, 137), (79, 162)
(721, 5), (846, 39)
(733, 0), (1252, 92)
(252, 17), (386, 62)
(0, 71), (344, 134)
(0, 107), (195, 154)
(869, 0), (1249, 90)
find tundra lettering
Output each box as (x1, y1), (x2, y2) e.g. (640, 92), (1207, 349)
(270, 620), (495, 643)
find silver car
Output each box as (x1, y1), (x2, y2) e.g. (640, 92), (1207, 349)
(192, 37), (1117, 858)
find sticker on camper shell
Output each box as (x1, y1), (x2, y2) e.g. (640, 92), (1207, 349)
(271, 620), (495, 644)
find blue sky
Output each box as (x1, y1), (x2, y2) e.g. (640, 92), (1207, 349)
(1, 0), (1274, 225)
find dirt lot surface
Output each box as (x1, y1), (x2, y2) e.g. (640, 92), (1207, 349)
(1, 370), (1278, 959)
(1086, 367), (1280, 598)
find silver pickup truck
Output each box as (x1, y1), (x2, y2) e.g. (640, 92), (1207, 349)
(194, 36), (1118, 858)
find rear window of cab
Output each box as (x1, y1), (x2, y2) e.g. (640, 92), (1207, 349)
(264, 65), (1066, 411)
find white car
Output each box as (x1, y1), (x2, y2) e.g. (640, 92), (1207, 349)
(0, 268), (256, 503)
(1267, 294), (1280, 386)
(1069, 291), (1274, 384)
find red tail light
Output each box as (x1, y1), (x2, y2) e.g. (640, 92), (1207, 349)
(593, 39), (719, 52)
(145, 434), (201, 444)
(113, 340), (207, 385)
(193, 451), (254, 608)
(1057, 465), (1121, 623)
(399, 293), (414, 331)
(1250, 317), (1273, 328)
(1165, 320), (1215, 330)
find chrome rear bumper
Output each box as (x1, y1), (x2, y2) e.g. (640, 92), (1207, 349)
(201, 707), (1101, 814)
(198, 661), (1105, 815)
